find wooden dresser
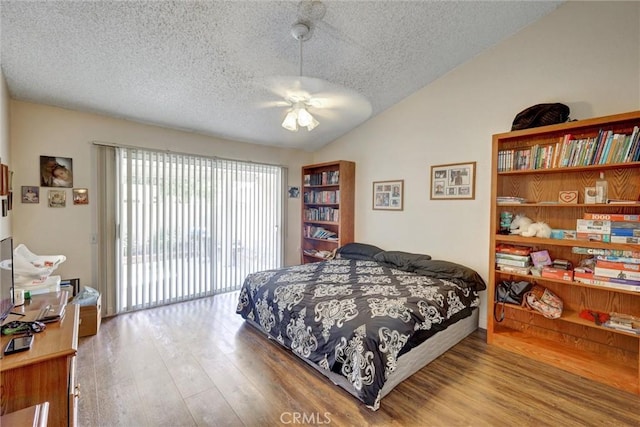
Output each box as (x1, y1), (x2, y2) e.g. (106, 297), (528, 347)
(1, 292), (80, 427)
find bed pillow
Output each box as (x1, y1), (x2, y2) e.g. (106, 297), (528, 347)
(373, 250), (431, 271)
(411, 259), (486, 290)
(336, 242), (384, 260)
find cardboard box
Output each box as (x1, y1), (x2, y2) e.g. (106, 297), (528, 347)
(541, 267), (574, 281)
(576, 232), (611, 243)
(77, 294), (101, 337)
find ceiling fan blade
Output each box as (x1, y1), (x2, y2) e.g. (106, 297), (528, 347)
(260, 75), (371, 111)
(254, 100), (292, 109)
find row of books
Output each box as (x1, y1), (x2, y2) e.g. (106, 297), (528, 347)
(303, 171), (340, 186)
(303, 190), (340, 204)
(303, 225), (338, 240)
(497, 126), (640, 171)
(304, 207), (339, 222)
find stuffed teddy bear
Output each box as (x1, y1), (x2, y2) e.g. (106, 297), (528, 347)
(510, 214), (552, 238)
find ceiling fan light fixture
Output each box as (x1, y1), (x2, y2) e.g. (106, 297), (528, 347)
(296, 106), (314, 127)
(282, 110), (299, 131)
(305, 115), (319, 131)
(282, 104), (318, 132)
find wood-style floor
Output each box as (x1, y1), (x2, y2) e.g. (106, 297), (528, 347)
(77, 291), (640, 426)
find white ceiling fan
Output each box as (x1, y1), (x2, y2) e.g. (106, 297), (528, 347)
(260, 2), (371, 134)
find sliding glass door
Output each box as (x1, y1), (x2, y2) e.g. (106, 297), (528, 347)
(116, 148), (283, 312)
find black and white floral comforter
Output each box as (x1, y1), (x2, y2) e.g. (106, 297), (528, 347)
(236, 258), (481, 409)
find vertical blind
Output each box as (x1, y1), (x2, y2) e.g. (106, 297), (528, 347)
(115, 147), (284, 313)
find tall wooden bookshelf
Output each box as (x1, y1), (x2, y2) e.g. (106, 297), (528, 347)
(301, 160), (355, 264)
(488, 110), (640, 395)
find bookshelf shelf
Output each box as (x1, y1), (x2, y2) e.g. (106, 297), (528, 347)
(502, 303), (639, 337)
(304, 237), (339, 244)
(495, 269), (640, 296)
(489, 110), (640, 395)
(301, 161), (355, 264)
(495, 234), (640, 250)
(498, 161), (640, 175)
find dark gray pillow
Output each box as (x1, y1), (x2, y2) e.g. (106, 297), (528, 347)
(411, 259), (486, 290)
(336, 243), (384, 261)
(373, 251), (431, 270)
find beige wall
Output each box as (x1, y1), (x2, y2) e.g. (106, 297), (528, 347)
(0, 71), (11, 239)
(314, 2), (640, 327)
(10, 101), (311, 288)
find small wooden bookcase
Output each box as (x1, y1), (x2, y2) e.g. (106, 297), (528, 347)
(301, 160), (355, 263)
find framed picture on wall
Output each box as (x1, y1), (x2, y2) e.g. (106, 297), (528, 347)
(372, 180), (404, 210)
(73, 188), (89, 205)
(22, 186), (39, 204)
(430, 161), (476, 200)
(0, 164), (8, 196)
(48, 189), (66, 208)
(40, 156), (73, 188)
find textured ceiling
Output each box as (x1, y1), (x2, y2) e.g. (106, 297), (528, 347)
(0, 1), (563, 151)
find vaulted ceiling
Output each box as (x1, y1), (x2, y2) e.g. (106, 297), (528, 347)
(0, 1), (563, 151)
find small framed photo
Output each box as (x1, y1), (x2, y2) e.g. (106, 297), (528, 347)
(373, 180), (404, 210)
(48, 189), (66, 208)
(430, 161), (476, 200)
(22, 186), (40, 204)
(73, 188), (89, 205)
(584, 187), (597, 204)
(287, 186), (300, 198)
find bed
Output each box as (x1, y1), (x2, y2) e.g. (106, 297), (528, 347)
(235, 243), (486, 410)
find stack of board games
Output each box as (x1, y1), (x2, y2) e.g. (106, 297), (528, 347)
(495, 244), (531, 275)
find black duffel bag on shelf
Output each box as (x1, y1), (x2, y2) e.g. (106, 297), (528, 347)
(494, 280), (533, 322)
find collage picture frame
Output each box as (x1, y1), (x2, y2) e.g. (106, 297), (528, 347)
(372, 180), (404, 210)
(430, 161), (476, 200)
